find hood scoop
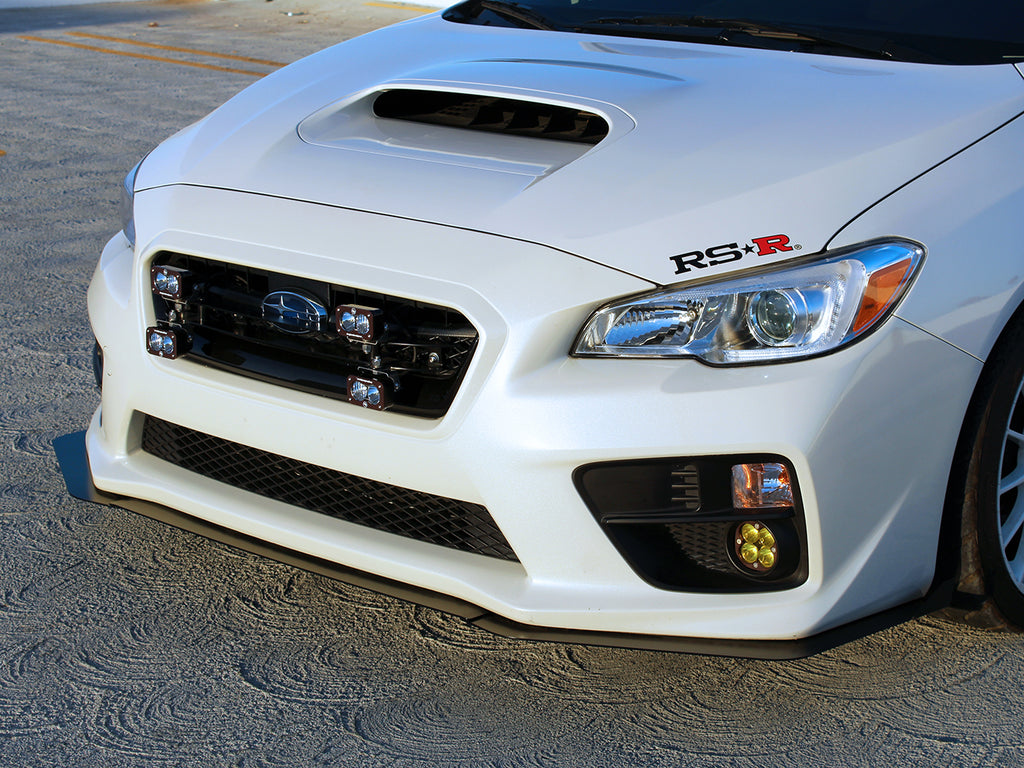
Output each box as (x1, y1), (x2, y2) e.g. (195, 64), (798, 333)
(298, 82), (631, 178)
(372, 89), (608, 145)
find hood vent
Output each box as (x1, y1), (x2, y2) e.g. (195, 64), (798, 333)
(372, 89), (609, 145)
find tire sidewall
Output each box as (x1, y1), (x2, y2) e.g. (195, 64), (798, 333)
(974, 320), (1024, 625)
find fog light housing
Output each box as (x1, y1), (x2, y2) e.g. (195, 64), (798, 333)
(145, 327), (188, 359)
(150, 265), (191, 302)
(575, 454), (805, 591)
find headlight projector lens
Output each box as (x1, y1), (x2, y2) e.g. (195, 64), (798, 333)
(749, 290), (800, 345)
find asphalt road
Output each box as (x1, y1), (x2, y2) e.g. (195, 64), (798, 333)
(2, 2), (1024, 765)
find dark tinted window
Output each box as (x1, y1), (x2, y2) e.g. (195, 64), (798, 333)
(445, 1), (1024, 64)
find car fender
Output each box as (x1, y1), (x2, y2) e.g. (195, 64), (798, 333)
(826, 107), (1024, 363)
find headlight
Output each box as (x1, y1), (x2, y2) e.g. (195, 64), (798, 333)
(572, 239), (924, 364)
(119, 160), (141, 248)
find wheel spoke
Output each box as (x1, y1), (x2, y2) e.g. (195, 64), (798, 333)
(1000, 463), (1024, 495)
(1001, 493), (1024, 544)
(1009, 428), (1024, 448)
(1010, 546), (1024, 585)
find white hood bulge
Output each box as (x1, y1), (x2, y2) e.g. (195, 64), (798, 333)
(139, 13), (1024, 283)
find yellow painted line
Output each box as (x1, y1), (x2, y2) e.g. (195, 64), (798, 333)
(0, 150), (6, 157)
(364, 2), (435, 12)
(19, 35), (266, 77)
(67, 31), (287, 69)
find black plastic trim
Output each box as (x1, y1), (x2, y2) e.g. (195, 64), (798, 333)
(575, 454), (809, 592)
(91, 342), (103, 390)
(373, 89), (609, 145)
(139, 415), (518, 562)
(55, 431), (953, 660)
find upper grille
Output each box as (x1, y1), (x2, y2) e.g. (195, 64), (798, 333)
(149, 254), (478, 418)
(141, 415), (518, 562)
(373, 89), (609, 145)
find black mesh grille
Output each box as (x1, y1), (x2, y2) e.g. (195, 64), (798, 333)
(141, 415), (517, 562)
(668, 521), (735, 575)
(373, 89), (609, 144)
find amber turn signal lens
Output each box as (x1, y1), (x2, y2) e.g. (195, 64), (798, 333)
(732, 463), (793, 509)
(849, 257), (913, 336)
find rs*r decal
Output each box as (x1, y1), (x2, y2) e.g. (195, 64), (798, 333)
(669, 234), (801, 275)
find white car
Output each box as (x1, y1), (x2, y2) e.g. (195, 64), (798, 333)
(69, 1), (1024, 657)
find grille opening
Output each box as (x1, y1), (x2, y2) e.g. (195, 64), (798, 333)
(149, 254), (478, 418)
(141, 415), (518, 562)
(373, 89), (609, 145)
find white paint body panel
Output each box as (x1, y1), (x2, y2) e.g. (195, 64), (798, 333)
(137, 15), (1024, 284)
(834, 112), (1024, 361)
(87, 17), (1024, 641)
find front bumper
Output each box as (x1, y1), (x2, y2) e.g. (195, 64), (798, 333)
(85, 185), (982, 644)
(56, 428), (958, 659)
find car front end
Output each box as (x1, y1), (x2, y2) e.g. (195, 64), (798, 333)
(74, 2), (1024, 654)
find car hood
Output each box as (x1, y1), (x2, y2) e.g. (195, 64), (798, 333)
(139, 13), (1024, 285)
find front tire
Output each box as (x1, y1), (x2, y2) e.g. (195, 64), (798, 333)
(966, 316), (1024, 626)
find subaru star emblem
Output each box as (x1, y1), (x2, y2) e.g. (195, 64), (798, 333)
(261, 291), (327, 334)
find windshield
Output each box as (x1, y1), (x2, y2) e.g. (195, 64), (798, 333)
(444, 1), (1024, 65)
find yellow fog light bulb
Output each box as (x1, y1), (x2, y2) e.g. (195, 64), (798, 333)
(757, 547), (776, 569)
(740, 542), (759, 564)
(758, 528), (775, 549)
(741, 523), (760, 544)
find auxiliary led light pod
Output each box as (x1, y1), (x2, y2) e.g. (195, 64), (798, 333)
(347, 375), (389, 410)
(145, 327), (189, 359)
(150, 265), (191, 302)
(336, 305), (383, 343)
(734, 522), (778, 573)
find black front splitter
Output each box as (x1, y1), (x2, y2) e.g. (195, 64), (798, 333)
(54, 430), (955, 660)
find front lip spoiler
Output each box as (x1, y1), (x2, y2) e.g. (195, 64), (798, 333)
(55, 429), (958, 660)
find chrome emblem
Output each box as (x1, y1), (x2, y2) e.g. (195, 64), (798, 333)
(261, 291), (327, 334)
